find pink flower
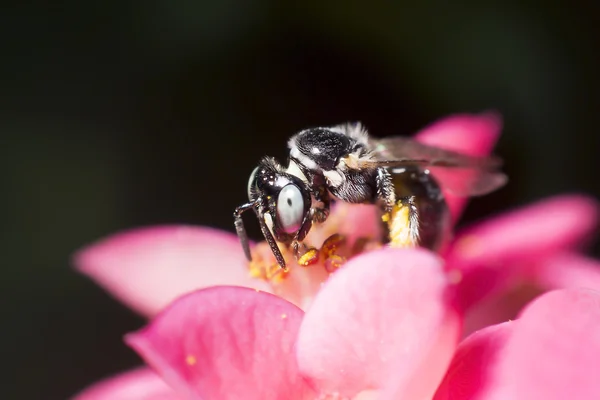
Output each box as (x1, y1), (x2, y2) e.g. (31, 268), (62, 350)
(74, 250), (600, 399)
(449, 195), (600, 334)
(74, 113), (505, 316)
(435, 287), (600, 400)
(72, 112), (600, 397)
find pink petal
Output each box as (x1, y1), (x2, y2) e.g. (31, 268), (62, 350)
(414, 112), (503, 223)
(74, 226), (271, 316)
(72, 367), (179, 400)
(532, 252), (600, 291)
(301, 202), (382, 249)
(327, 203), (382, 248)
(448, 195), (598, 267)
(492, 288), (600, 399)
(125, 286), (315, 400)
(447, 195), (599, 310)
(296, 248), (461, 399)
(461, 283), (542, 337)
(270, 258), (332, 311)
(461, 253), (600, 336)
(434, 322), (513, 400)
(438, 288), (600, 400)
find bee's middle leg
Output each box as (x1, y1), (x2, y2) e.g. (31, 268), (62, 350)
(311, 185), (331, 223)
(375, 167), (396, 213)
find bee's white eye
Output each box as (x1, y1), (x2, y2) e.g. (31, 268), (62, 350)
(277, 184), (304, 233)
(247, 166), (259, 199)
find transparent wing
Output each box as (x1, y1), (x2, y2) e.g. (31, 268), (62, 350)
(367, 136), (508, 197)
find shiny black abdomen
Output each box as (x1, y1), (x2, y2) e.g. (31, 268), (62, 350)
(388, 166), (450, 251)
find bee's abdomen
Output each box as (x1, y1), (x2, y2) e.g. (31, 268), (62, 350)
(388, 167), (450, 251)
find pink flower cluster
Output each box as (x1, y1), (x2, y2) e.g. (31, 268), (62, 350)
(72, 114), (600, 400)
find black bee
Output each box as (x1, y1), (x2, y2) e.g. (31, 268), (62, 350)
(234, 123), (506, 270)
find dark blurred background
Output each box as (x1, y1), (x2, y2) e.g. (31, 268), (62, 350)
(2, 1), (599, 398)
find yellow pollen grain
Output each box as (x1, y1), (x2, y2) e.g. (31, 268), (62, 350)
(186, 355), (197, 366)
(298, 248), (319, 266)
(247, 261), (265, 279)
(281, 313), (287, 319)
(266, 265), (288, 284)
(456, 234), (483, 259)
(248, 269), (262, 279)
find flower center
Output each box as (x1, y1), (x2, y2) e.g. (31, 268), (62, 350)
(247, 201), (417, 284)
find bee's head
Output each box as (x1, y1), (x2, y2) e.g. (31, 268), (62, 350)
(235, 157), (312, 270)
(249, 157), (311, 239)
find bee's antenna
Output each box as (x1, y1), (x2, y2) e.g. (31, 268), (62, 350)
(233, 201), (255, 262)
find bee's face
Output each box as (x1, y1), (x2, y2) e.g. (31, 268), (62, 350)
(249, 159), (312, 241)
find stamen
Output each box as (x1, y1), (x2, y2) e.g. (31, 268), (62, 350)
(321, 233), (346, 257)
(298, 248), (320, 266)
(247, 242), (291, 283)
(265, 262), (288, 283)
(246, 205), (388, 281)
(248, 261), (266, 279)
(324, 254), (346, 273)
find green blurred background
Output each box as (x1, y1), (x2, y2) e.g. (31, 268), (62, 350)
(2, 1), (599, 398)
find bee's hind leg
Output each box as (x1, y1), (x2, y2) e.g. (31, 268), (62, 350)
(379, 196), (420, 248)
(375, 167), (420, 248)
(386, 196), (420, 248)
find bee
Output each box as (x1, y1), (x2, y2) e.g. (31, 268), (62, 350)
(234, 123), (506, 270)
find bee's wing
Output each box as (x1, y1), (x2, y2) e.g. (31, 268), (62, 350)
(367, 136), (507, 197)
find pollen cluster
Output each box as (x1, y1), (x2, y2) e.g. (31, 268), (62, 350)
(246, 202), (415, 284)
(247, 233), (353, 284)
